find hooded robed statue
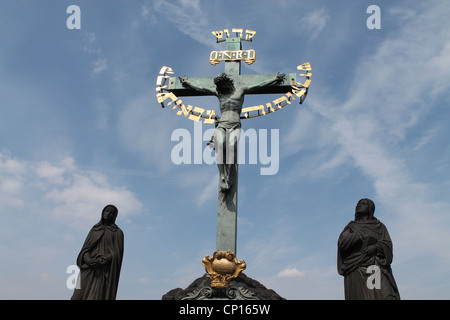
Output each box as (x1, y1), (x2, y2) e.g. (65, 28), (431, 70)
(337, 198), (400, 300)
(71, 204), (124, 300)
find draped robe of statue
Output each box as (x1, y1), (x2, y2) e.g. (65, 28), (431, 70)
(71, 205), (124, 300)
(337, 215), (400, 300)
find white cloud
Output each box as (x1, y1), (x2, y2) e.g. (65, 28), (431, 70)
(45, 172), (142, 224)
(237, 216), (253, 228)
(83, 32), (101, 54)
(412, 127), (439, 151)
(92, 59), (107, 74)
(0, 149), (142, 227)
(277, 268), (306, 279)
(141, 4), (150, 18)
(0, 178), (22, 194)
(301, 7), (329, 40)
(35, 158), (75, 185)
(0, 150), (26, 174)
(152, 0), (215, 48)
(426, 42), (450, 96)
(0, 151), (27, 209)
(197, 173), (219, 207)
(138, 277), (151, 284)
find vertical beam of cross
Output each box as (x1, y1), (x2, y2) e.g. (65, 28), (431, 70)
(224, 38), (242, 76)
(215, 37), (242, 254)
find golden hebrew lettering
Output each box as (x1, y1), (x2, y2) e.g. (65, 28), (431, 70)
(156, 92), (178, 104)
(156, 75), (167, 86)
(285, 92), (295, 102)
(303, 79), (311, 88)
(168, 97), (182, 109)
(241, 104), (266, 116)
(156, 67), (174, 93)
(266, 102), (276, 113)
(155, 85), (168, 91)
(232, 28), (243, 37)
(297, 63), (312, 71)
(159, 66), (174, 75)
(176, 103), (192, 117)
(212, 30), (224, 39)
(272, 95), (292, 108)
(295, 79), (311, 88)
(156, 75), (171, 92)
(188, 106), (205, 121)
(171, 98), (182, 110)
(299, 72), (312, 77)
(245, 30), (256, 40)
(156, 61), (311, 120)
(204, 110), (216, 124)
(291, 86), (307, 98)
(211, 28), (256, 40)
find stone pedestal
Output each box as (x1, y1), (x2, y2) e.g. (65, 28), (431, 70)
(162, 273), (285, 300)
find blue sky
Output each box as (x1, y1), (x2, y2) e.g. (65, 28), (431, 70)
(1, 0), (450, 299)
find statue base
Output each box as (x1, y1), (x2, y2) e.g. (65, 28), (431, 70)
(162, 273), (285, 300)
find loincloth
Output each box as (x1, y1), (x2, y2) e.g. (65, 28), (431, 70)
(215, 119), (241, 130)
(207, 119), (241, 150)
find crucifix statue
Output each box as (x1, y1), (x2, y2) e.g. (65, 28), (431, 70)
(156, 28), (311, 288)
(178, 71), (285, 193)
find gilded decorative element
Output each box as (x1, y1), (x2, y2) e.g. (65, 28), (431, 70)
(202, 250), (246, 288)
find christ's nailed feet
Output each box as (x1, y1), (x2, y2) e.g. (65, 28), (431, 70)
(220, 176), (231, 192)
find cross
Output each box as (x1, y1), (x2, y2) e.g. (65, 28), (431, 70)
(157, 29), (310, 257)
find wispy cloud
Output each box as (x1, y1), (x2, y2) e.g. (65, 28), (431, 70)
(283, 2), (450, 284)
(277, 268), (306, 279)
(152, 0), (218, 48)
(0, 149), (142, 228)
(301, 7), (329, 40)
(92, 58), (107, 74)
(0, 149), (27, 209)
(82, 32), (101, 54)
(197, 172), (219, 206)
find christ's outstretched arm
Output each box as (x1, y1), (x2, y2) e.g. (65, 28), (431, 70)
(243, 72), (285, 93)
(179, 76), (216, 96)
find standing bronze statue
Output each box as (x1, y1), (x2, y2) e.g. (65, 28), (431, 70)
(337, 198), (400, 300)
(71, 204), (124, 300)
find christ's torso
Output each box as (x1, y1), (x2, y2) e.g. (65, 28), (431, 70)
(218, 88), (244, 122)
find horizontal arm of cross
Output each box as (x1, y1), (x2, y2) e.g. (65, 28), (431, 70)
(167, 73), (298, 97)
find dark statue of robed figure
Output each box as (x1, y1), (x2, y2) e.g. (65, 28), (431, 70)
(337, 198), (400, 300)
(71, 204), (124, 300)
